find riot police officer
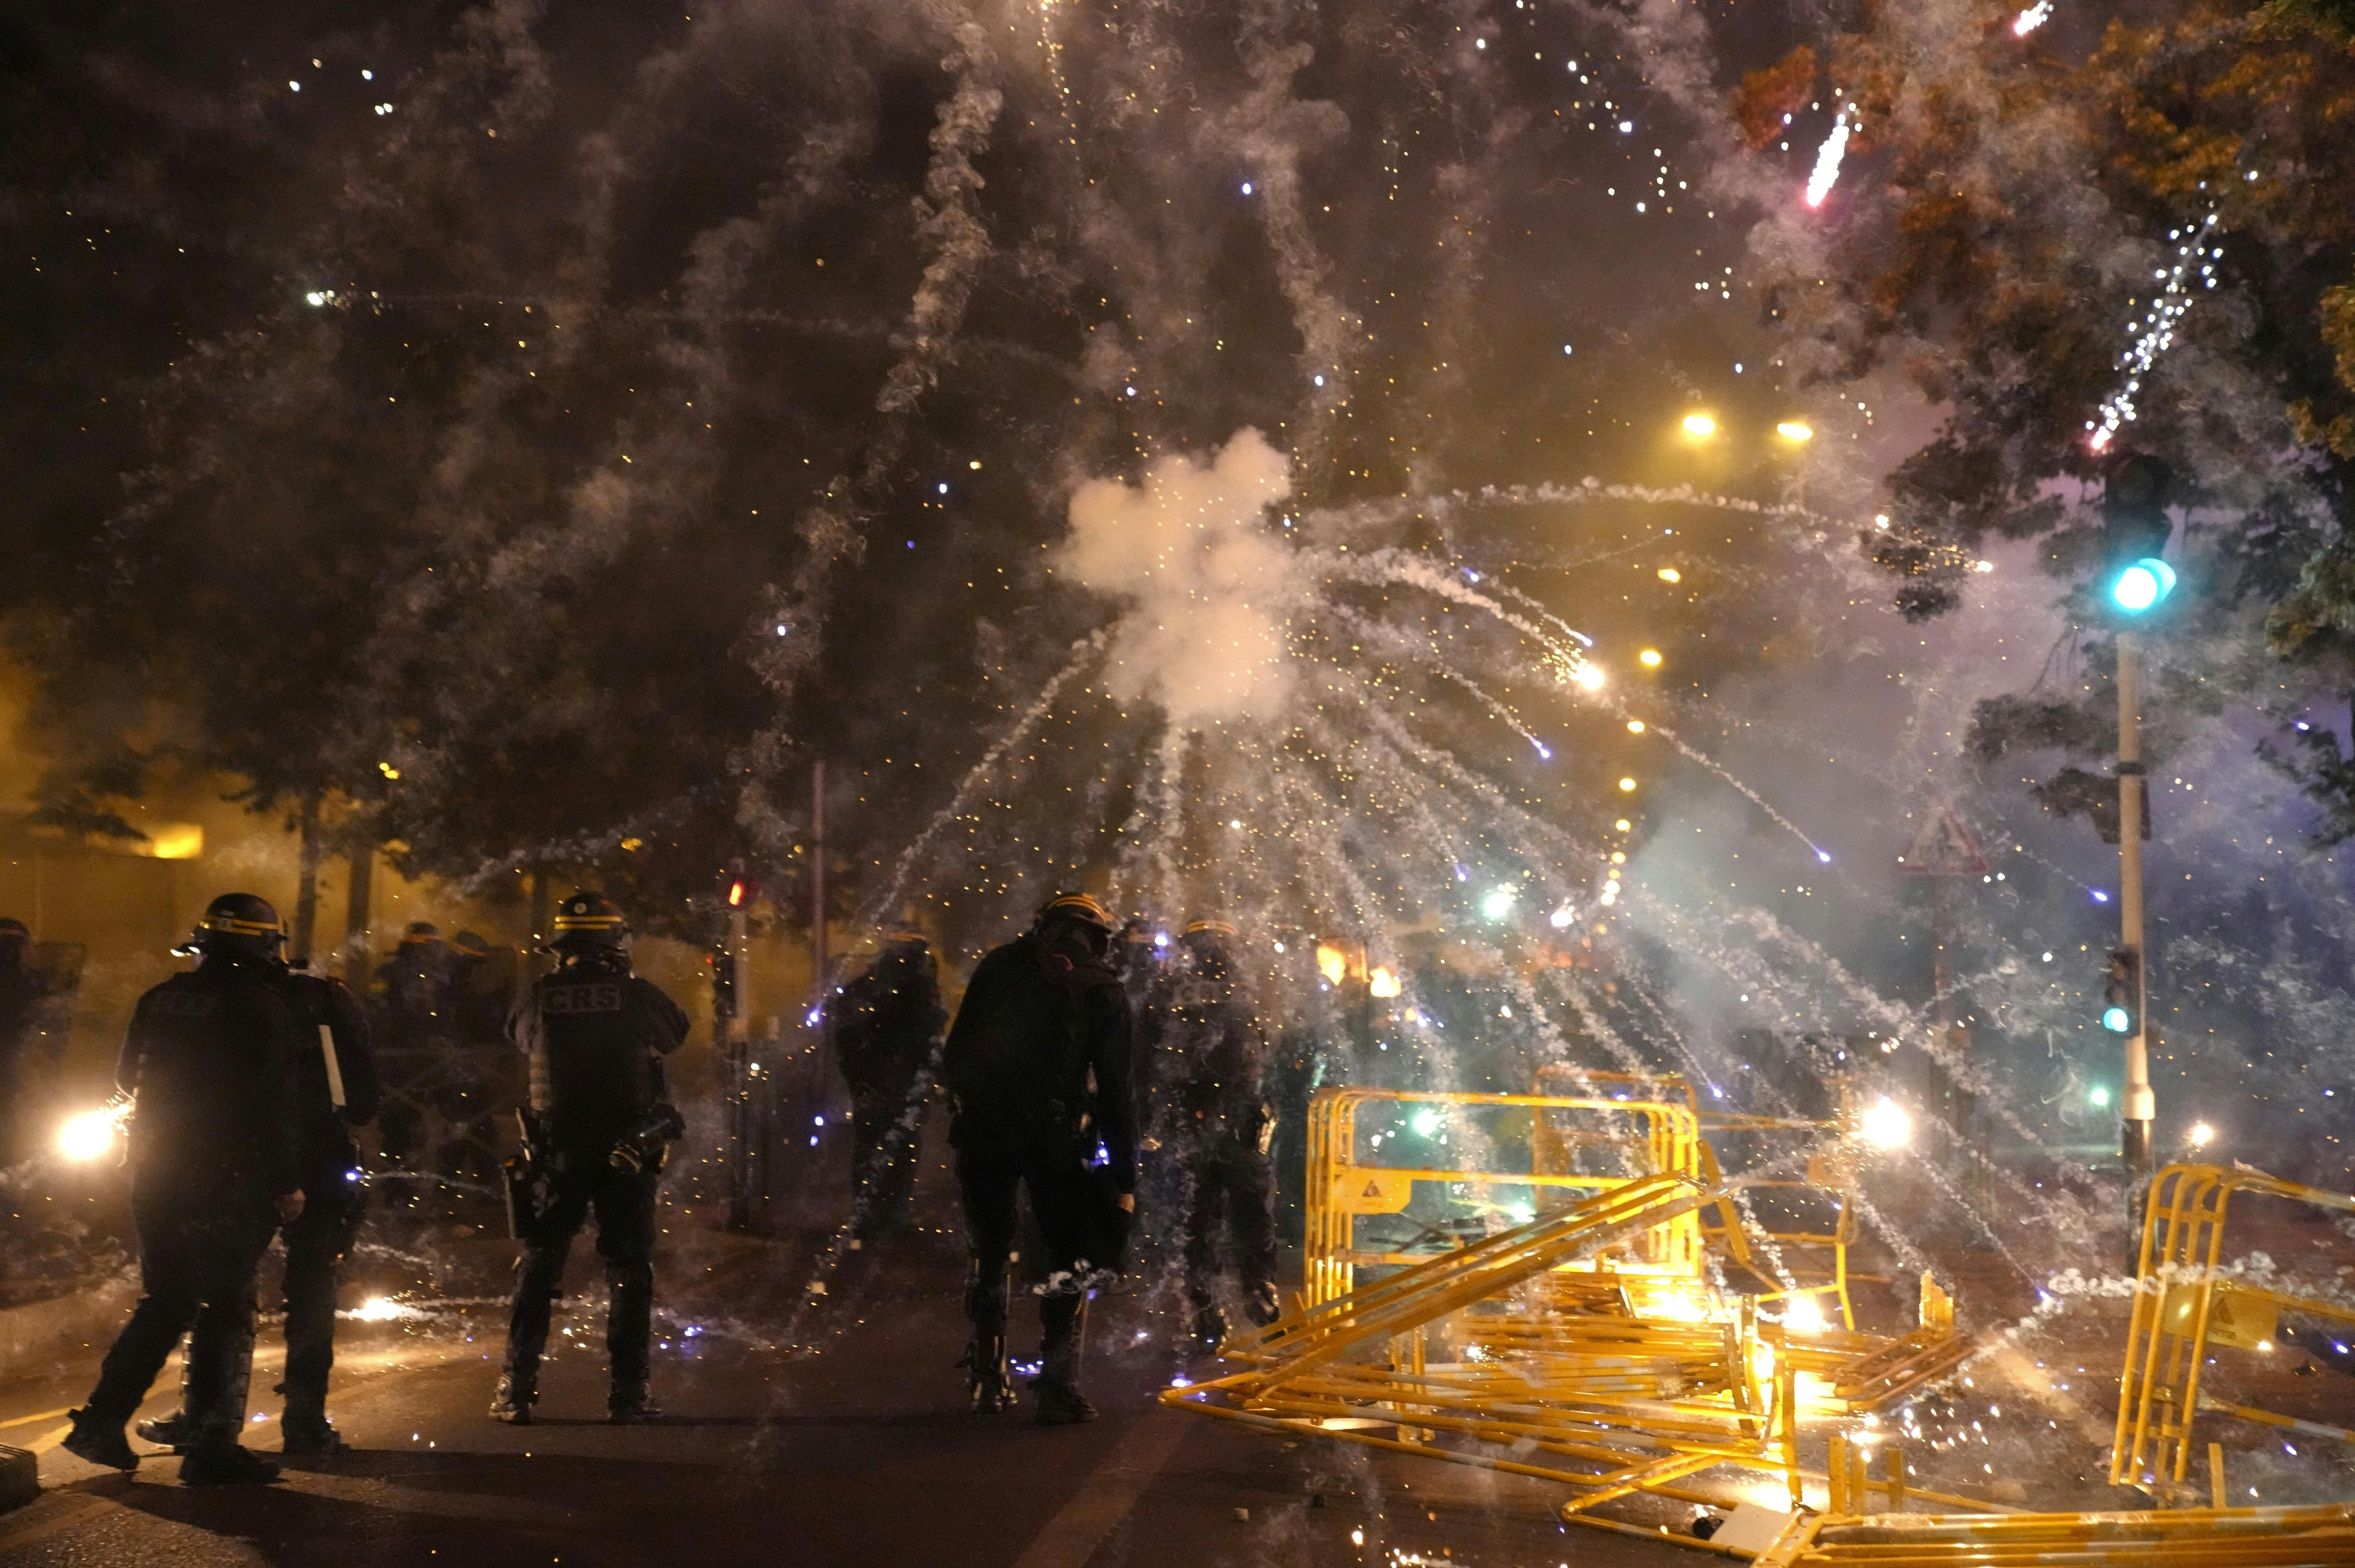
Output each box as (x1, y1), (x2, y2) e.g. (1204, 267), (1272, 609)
(835, 927), (947, 1240)
(942, 893), (1135, 1424)
(493, 891), (688, 1425)
(1150, 917), (1279, 1349)
(62, 893), (307, 1484)
(137, 952), (379, 1455)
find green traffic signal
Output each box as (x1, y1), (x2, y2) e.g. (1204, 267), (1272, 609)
(2109, 558), (2176, 613)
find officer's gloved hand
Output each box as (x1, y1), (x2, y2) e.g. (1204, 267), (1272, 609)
(276, 1190), (307, 1223)
(1114, 1190), (1136, 1213)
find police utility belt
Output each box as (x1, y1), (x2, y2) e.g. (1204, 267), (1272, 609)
(503, 1103), (684, 1240)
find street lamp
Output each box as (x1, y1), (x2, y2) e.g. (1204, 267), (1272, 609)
(1680, 412), (1718, 439)
(1775, 420), (1814, 443)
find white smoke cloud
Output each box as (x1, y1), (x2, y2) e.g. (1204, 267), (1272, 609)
(1055, 429), (1299, 729)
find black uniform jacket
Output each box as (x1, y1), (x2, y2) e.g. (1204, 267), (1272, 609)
(508, 957), (689, 1158)
(834, 945), (948, 1095)
(942, 933), (1136, 1189)
(1147, 955), (1272, 1131)
(117, 951), (307, 1199)
(274, 968), (381, 1172)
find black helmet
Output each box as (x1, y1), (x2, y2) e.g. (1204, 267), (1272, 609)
(1035, 893), (1115, 934)
(197, 892), (286, 958)
(0, 916), (26, 943)
(400, 921), (444, 946)
(551, 890), (628, 949)
(451, 929), (492, 958)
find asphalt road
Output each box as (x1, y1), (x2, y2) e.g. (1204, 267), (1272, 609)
(0, 1171), (1701, 1568)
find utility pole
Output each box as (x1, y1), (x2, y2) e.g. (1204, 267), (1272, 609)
(811, 759), (827, 994)
(2117, 634), (2154, 1176)
(2097, 452), (2172, 1181)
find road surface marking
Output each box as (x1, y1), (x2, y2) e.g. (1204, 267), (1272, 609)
(1011, 1411), (1192, 1568)
(0, 1407), (69, 1430)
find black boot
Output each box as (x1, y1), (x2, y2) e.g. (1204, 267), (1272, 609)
(134, 1410), (192, 1452)
(61, 1409), (139, 1471)
(280, 1398), (348, 1456)
(181, 1443), (281, 1485)
(962, 1333), (1015, 1413)
(489, 1373), (535, 1424)
(608, 1384), (663, 1424)
(1033, 1294), (1097, 1426)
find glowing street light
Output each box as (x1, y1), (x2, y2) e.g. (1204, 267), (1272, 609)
(1637, 649), (1663, 668)
(1626, 719), (1646, 734)
(1549, 904), (1576, 929)
(1775, 420), (1815, 443)
(1656, 567), (1681, 583)
(1368, 965), (1402, 998)
(1617, 777), (1638, 792)
(1481, 886), (1517, 921)
(2188, 1121), (2215, 1149)
(1680, 412), (1718, 439)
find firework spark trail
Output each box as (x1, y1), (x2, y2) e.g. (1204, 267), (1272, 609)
(1337, 547), (1596, 671)
(1804, 101), (1853, 208)
(1332, 609), (1557, 759)
(1107, 726), (1188, 912)
(860, 632), (1105, 932)
(1628, 712), (1831, 863)
(2087, 210), (2224, 452)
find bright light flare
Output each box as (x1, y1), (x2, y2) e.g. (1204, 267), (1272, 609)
(1368, 965), (1401, 999)
(1775, 420), (1814, 443)
(2189, 1121), (2215, 1148)
(1626, 719), (1646, 734)
(1637, 649), (1662, 667)
(348, 1297), (415, 1322)
(1617, 777), (1638, 792)
(1409, 1109), (1444, 1138)
(2090, 1086), (2112, 1108)
(1549, 904), (1576, 929)
(1805, 108), (1852, 208)
(1680, 412), (1718, 438)
(1656, 567), (1681, 583)
(1481, 887), (1517, 921)
(1573, 662), (1606, 693)
(1317, 944), (1350, 985)
(2013, 0), (2051, 33)
(1784, 1295), (1829, 1333)
(1859, 1097), (1913, 1150)
(56, 1107), (124, 1163)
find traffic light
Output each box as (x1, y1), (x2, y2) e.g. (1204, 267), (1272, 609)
(709, 948), (738, 1023)
(2102, 947), (2140, 1035)
(2101, 454), (2175, 613)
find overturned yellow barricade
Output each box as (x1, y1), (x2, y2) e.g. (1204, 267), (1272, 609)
(1169, 1174), (1795, 1516)
(1747, 1504), (2355, 1566)
(2113, 1163), (2355, 1501)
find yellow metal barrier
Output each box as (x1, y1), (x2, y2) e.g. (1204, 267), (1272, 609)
(1304, 1086), (1709, 1307)
(2112, 1163), (2355, 1499)
(1749, 1504), (2355, 1566)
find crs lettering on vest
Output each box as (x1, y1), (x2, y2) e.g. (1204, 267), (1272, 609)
(147, 992), (220, 1018)
(542, 983), (623, 1015)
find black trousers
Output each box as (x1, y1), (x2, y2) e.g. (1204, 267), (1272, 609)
(504, 1156), (660, 1392)
(1179, 1134), (1278, 1318)
(280, 1151), (366, 1413)
(956, 1140), (1091, 1362)
(86, 1181), (275, 1449)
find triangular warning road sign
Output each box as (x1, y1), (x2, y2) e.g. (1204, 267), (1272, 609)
(1896, 800), (1988, 877)
(1363, 1180), (1385, 1199)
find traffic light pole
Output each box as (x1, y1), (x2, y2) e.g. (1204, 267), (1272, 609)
(2117, 631), (2154, 1176)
